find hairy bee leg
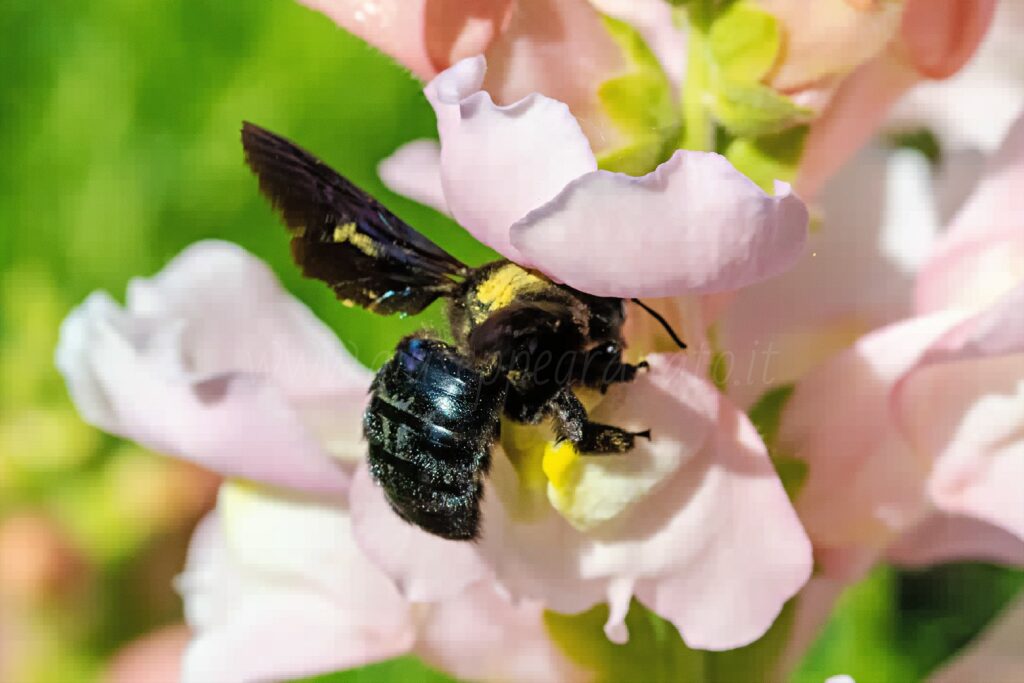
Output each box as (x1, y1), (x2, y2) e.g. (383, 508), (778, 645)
(573, 343), (647, 393)
(549, 388), (649, 455)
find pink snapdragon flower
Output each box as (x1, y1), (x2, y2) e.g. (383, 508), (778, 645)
(365, 55), (813, 651)
(771, 111), (1024, 679)
(56, 242), (586, 683)
(780, 112), (1024, 574)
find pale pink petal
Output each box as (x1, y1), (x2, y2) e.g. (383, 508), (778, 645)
(377, 139), (450, 216)
(179, 490), (414, 683)
(930, 595), (1024, 683)
(425, 56), (597, 261)
(796, 48), (921, 199)
(921, 283), (1024, 363)
(55, 241), (366, 495)
(888, 513), (1024, 568)
(718, 145), (937, 407)
(899, 0), (997, 80)
(511, 153), (809, 297)
(297, 0), (515, 80)
(349, 465), (490, 602)
(628, 391), (812, 651)
(415, 581), (590, 683)
(780, 313), (963, 550)
(896, 347), (1024, 542)
(916, 114), (1024, 314)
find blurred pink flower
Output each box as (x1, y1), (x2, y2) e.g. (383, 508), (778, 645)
(179, 483), (583, 683)
(716, 144), (939, 407)
(56, 241), (370, 495)
(780, 113), (1024, 573)
(888, 0), (1024, 155)
(796, 0), (997, 198)
(104, 625), (191, 683)
(298, 0), (686, 152)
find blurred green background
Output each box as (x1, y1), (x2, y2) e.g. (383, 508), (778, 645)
(0, 1), (1020, 682)
(0, 1), (496, 681)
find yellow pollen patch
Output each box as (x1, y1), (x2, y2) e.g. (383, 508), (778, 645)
(332, 222), (378, 257)
(542, 441), (581, 492)
(475, 264), (544, 312)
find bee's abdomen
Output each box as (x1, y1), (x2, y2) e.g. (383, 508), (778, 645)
(364, 335), (501, 540)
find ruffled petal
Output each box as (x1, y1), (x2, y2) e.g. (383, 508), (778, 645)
(888, 513), (1024, 568)
(297, 0), (515, 80)
(628, 392), (812, 651)
(377, 139), (450, 216)
(895, 338), (1024, 542)
(780, 313), (963, 549)
(179, 486), (415, 683)
(426, 56), (598, 261)
(55, 241), (366, 494)
(415, 581), (588, 683)
(916, 113), (1024, 314)
(510, 152), (808, 297)
(349, 465), (490, 602)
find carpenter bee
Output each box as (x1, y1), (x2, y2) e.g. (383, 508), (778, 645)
(241, 123), (685, 540)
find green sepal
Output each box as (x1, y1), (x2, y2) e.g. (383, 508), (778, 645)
(546, 598), (797, 683)
(294, 656), (457, 683)
(708, 2), (781, 83)
(711, 80), (813, 139)
(747, 384), (808, 501)
(545, 600), (704, 683)
(724, 125), (809, 191)
(596, 16), (681, 175)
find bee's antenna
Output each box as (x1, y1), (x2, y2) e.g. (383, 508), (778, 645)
(630, 299), (688, 350)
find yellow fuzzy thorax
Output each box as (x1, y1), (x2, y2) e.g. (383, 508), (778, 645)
(474, 263), (546, 314)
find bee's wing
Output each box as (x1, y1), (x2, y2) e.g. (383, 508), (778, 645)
(241, 122), (468, 315)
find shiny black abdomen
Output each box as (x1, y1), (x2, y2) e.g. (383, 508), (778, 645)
(364, 335), (503, 540)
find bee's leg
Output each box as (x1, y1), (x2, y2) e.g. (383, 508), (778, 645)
(550, 388), (650, 454)
(573, 342), (648, 394)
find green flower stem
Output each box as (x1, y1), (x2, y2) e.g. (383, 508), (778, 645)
(681, 21), (714, 152)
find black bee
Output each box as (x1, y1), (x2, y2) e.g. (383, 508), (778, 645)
(241, 123), (684, 540)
